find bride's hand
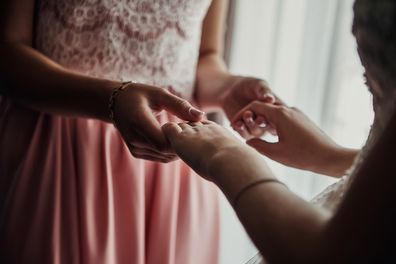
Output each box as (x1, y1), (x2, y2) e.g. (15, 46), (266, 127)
(232, 101), (358, 176)
(113, 82), (204, 163)
(220, 76), (282, 139)
(162, 120), (254, 180)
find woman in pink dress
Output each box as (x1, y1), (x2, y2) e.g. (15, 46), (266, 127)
(0, 0), (276, 263)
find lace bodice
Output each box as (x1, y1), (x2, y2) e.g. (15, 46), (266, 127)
(251, 87), (396, 264)
(312, 89), (396, 211)
(35, 0), (212, 100)
(311, 147), (367, 211)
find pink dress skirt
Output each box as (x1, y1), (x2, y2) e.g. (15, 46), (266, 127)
(0, 0), (219, 263)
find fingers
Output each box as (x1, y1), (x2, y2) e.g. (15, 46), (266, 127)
(162, 122), (183, 142)
(130, 142), (176, 156)
(131, 152), (176, 163)
(126, 142), (177, 163)
(178, 122), (191, 130)
(252, 81), (284, 105)
(231, 120), (251, 139)
(254, 81), (285, 106)
(243, 110), (268, 137)
(231, 101), (280, 125)
(255, 88), (276, 103)
(136, 102), (174, 152)
(242, 111), (255, 131)
(254, 115), (268, 128)
(126, 132), (177, 161)
(231, 101), (290, 139)
(160, 90), (205, 121)
(232, 112), (272, 138)
(247, 79), (276, 103)
(187, 121), (203, 127)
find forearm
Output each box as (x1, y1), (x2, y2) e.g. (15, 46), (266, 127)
(195, 52), (231, 110)
(209, 149), (330, 263)
(317, 147), (359, 177)
(0, 42), (121, 122)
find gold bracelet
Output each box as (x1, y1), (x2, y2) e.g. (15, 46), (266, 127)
(233, 178), (288, 207)
(108, 81), (132, 124)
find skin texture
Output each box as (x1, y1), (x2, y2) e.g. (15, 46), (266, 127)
(232, 101), (358, 177)
(0, 0), (279, 161)
(0, 0), (206, 163)
(196, 0), (282, 138)
(163, 111), (396, 263)
(113, 83), (206, 161)
(162, 2), (396, 261)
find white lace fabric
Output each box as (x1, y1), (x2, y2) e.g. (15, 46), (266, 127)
(36, 0), (211, 100)
(312, 90), (396, 211)
(248, 89), (396, 264)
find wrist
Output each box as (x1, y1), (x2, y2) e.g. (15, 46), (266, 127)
(208, 145), (273, 197)
(108, 81), (135, 124)
(218, 75), (241, 108)
(196, 72), (235, 109)
(92, 80), (123, 122)
(315, 146), (359, 177)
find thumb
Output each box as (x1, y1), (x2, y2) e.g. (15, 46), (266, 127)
(162, 122), (182, 144)
(231, 101), (279, 125)
(160, 92), (204, 121)
(246, 138), (279, 159)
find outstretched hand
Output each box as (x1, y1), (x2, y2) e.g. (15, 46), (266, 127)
(220, 76), (282, 139)
(114, 82), (204, 163)
(232, 101), (357, 176)
(162, 120), (251, 180)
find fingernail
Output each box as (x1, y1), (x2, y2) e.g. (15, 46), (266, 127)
(258, 122), (267, 128)
(244, 112), (253, 121)
(246, 117), (254, 125)
(263, 94), (275, 103)
(255, 116), (267, 128)
(189, 108), (205, 117)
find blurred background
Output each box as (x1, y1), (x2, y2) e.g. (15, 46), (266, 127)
(219, 0), (373, 263)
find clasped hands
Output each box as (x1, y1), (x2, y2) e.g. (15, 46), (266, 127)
(114, 76), (274, 163)
(114, 77), (356, 178)
(161, 77), (357, 180)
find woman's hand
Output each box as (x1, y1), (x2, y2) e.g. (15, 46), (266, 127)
(162, 120), (254, 180)
(220, 76), (282, 139)
(232, 101), (358, 177)
(114, 82), (205, 163)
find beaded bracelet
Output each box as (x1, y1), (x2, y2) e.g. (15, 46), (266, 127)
(233, 178), (288, 207)
(108, 81), (133, 124)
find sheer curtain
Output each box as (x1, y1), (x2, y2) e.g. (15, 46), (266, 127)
(219, 0), (372, 263)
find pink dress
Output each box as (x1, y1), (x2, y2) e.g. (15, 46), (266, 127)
(0, 0), (220, 263)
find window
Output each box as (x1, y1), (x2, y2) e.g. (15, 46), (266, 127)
(220, 1), (372, 263)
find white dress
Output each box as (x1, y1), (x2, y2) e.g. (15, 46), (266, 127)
(247, 93), (395, 263)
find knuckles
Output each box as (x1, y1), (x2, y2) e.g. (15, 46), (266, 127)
(174, 98), (191, 110)
(277, 105), (291, 115)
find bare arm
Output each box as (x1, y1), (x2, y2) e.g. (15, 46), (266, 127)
(0, 0), (204, 162)
(163, 110), (395, 263)
(232, 102), (358, 177)
(212, 114), (395, 263)
(195, 0), (287, 141)
(195, 0), (231, 110)
(0, 0), (120, 122)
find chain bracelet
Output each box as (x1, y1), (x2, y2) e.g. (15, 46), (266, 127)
(233, 178), (288, 207)
(108, 81), (133, 124)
